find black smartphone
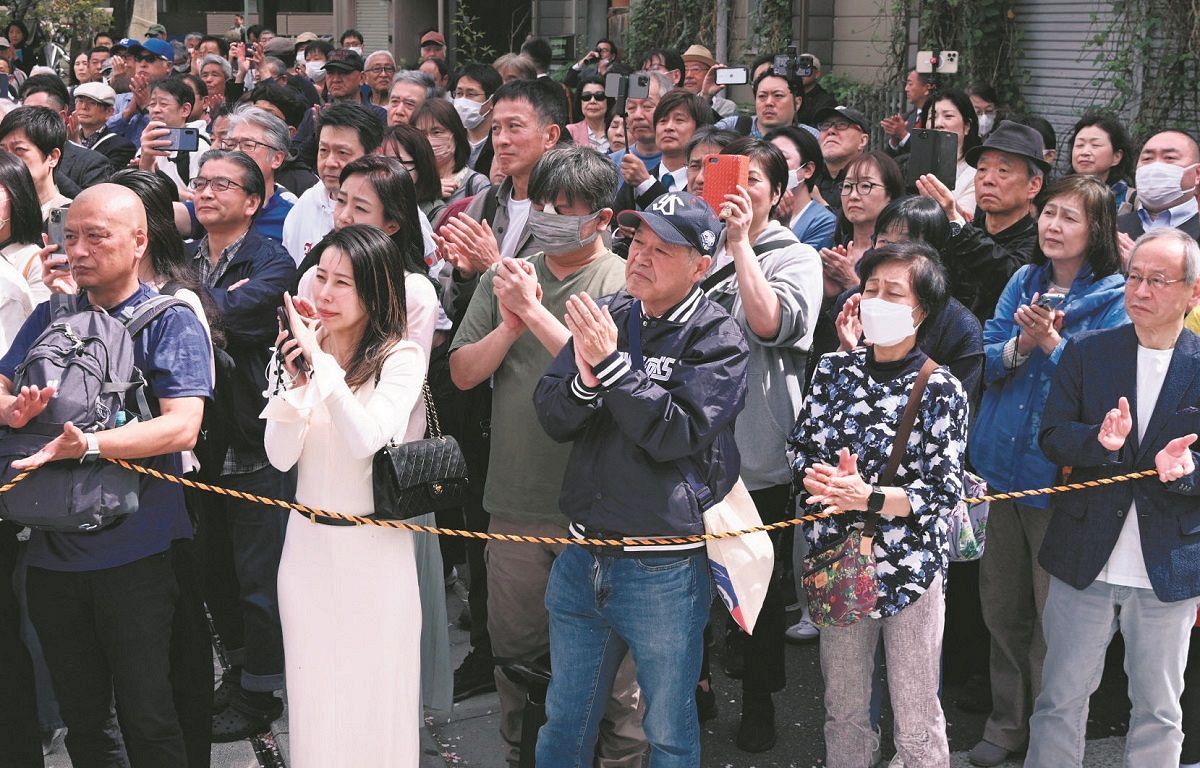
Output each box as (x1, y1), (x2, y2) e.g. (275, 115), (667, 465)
(904, 129), (959, 191)
(0, 73), (9, 100)
(276, 306), (310, 373)
(163, 127), (200, 153)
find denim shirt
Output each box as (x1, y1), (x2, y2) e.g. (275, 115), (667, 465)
(970, 262), (1128, 506)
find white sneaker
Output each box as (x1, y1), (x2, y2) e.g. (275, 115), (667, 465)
(784, 617), (820, 643)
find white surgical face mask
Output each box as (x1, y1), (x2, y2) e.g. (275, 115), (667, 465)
(1135, 161), (1189, 211)
(977, 113), (995, 137)
(786, 167), (801, 192)
(305, 61), (326, 82)
(859, 297), (920, 347)
(348, 46), (363, 56)
(453, 97), (485, 130)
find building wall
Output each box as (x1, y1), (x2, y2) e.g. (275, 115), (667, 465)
(828, 0), (895, 84)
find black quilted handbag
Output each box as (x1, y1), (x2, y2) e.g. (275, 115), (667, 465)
(372, 382), (469, 520)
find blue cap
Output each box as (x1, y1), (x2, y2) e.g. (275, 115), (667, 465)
(617, 191), (723, 256)
(126, 37), (173, 62)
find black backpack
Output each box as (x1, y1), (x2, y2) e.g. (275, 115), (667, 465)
(0, 293), (191, 532)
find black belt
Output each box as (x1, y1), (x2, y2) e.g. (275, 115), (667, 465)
(569, 522), (707, 557)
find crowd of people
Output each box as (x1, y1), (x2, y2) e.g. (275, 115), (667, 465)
(0, 16), (1197, 768)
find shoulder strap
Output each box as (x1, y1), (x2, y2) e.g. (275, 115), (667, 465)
(173, 150), (192, 185)
(481, 185), (501, 227)
(49, 292), (78, 319)
(700, 239), (795, 293)
(121, 295), (192, 338)
(863, 357), (938, 541)
(735, 115), (753, 136)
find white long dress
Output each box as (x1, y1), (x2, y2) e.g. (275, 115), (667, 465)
(263, 341), (426, 768)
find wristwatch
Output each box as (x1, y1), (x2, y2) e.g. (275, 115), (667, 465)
(867, 485), (886, 513)
(80, 432), (101, 463)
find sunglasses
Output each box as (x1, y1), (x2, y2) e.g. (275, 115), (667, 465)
(579, 92), (607, 102)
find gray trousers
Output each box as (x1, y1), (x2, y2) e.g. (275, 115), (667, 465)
(1028, 576), (1198, 767)
(486, 517), (646, 768)
(979, 498), (1051, 749)
(820, 573), (948, 768)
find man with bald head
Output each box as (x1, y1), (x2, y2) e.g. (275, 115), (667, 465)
(0, 185), (212, 765)
(1120, 130), (1200, 240)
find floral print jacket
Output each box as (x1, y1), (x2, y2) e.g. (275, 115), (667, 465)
(789, 349), (968, 617)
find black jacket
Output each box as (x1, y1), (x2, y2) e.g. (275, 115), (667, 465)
(943, 212), (1039, 323)
(55, 141), (113, 197)
(86, 129), (136, 169)
(795, 83), (838, 128)
(1117, 210), (1200, 241)
(534, 288), (749, 537)
(192, 228), (296, 455)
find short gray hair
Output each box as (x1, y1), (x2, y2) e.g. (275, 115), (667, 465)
(1023, 157), (1045, 181)
(228, 105), (291, 158)
(260, 57), (288, 80)
(199, 54), (233, 81)
(528, 146), (619, 213)
(365, 50), (395, 67)
(1130, 228), (1200, 284)
(391, 69), (437, 99)
(639, 71), (676, 101)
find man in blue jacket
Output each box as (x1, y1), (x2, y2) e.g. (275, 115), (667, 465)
(533, 191), (748, 767)
(1028, 228), (1200, 767)
(187, 149), (297, 742)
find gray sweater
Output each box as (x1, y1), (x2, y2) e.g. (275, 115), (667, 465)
(704, 221), (823, 490)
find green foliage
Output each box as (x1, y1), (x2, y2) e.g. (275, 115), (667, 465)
(893, 0), (1026, 111)
(622, 0), (716, 66)
(750, 0), (794, 59)
(454, 3), (496, 64)
(1084, 0), (1199, 142)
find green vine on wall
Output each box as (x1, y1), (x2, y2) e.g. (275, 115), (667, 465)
(622, 0), (716, 67)
(1084, 0), (1199, 142)
(894, 0), (1025, 111)
(750, 0), (793, 61)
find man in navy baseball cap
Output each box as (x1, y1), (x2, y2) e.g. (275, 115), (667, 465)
(617, 190), (724, 258)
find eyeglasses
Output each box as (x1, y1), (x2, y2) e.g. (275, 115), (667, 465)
(818, 120), (856, 133)
(189, 176), (245, 193)
(134, 55), (162, 64)
(366, 66), (396, 75)
(1126, 272), (1185, 290)
(454, 89), (484, 100)
(219, 138), (280, 153)
(579, 92), (606, 102)
(840, 180), (883, 196)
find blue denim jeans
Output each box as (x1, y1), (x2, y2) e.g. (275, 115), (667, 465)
(536, 543), (711, 768)
(1027, 576), (1199, 767)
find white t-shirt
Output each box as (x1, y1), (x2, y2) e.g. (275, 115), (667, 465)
(282, 184), (336, 266)
(500, 197), (531, 259)
(1097, 345), (1174, 589)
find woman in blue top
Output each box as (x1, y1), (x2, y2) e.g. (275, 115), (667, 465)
(967, 174), (1128, 767)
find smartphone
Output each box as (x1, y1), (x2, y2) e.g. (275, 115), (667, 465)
(905, 129), (959, 191)
(275, 306), (310, 373)
(1037, 292), (1066, 311)
(604, 72), (628, 99)
(626, 73), (650, 100)
(700, 154), (750, 213)
(916, 50), (959, 74)
(0, 73), (9, 99)
(163, 127), (200, 153)
(715, 67), (748, 86)
(47, 207), (69, 269)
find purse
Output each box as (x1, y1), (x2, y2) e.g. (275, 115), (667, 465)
(371, 381), (469, 520)
(948, 471), (990, 561)
(801, 358), (937, 628)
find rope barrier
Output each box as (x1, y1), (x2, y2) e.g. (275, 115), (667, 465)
(52, 459), (1156, 547)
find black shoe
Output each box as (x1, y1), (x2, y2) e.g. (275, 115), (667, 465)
(736, 693), (776, 753)
(723, 627), (745, 679)
(212, 666), (242, 714)
(453, 648), (497, 702)
(695, 682), (717, 723)
(212, 690), (283, 743)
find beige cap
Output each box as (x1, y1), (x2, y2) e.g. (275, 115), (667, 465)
(681, 44), (716, 68)
(805, 54), (822, 71)
(295, 32), (320, 44)
(74, 81), (117, 107)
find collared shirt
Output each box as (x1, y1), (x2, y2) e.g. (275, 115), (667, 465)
(1137, 197), (1200, 232)
(281, 183), (336, 266)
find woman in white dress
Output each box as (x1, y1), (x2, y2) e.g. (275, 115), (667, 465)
(263, 224), (427, 767)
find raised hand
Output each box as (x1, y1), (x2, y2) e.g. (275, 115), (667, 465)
(2, 384), (56, 429)
(1098, 396), (1133, 452)
(12, 421), (86, 469)
(564, 293), (617, 366)
(1156, 434), (1197, 483)
(835, 293), (863, 351)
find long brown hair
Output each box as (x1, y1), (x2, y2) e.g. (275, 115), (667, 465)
(306, 224), (408, 389)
